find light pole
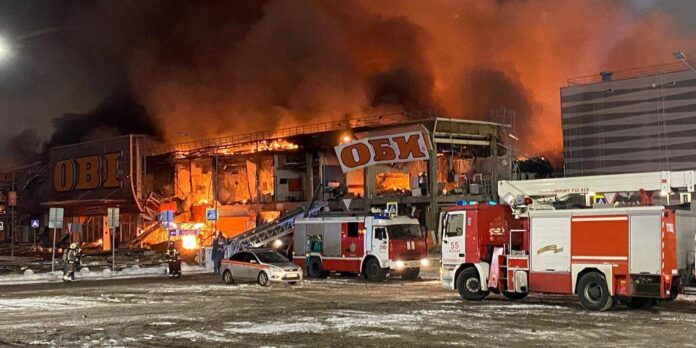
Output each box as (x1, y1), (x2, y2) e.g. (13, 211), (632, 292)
(673, 51), (696, 73)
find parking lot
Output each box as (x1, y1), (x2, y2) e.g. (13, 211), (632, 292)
(1, 269), (696, 347)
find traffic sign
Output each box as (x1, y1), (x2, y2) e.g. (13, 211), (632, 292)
(8, 191), (17, 207)
(206, 208), (218, 221)
(107, 207), (120, 228)
(48, 207), (64, 229)
(159, 210), (174, 222)
(30, 219), (40, 228)
(386, 201), (398, 217)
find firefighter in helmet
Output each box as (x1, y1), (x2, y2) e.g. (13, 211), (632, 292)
(212, 231), (226, 275)
(62, 243), (83, 282)
(165, 241), (182, 278)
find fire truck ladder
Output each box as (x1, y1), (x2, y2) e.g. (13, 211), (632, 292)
(226, 201), (328, 254)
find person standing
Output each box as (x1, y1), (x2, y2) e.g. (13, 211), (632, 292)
(62, 243), (83, 282)
(165, 242), (182, 278)
(212, 231), (226, 275)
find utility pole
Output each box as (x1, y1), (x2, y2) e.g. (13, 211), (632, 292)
(10, 169), (15, 258)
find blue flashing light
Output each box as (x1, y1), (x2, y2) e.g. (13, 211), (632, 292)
(456, 200), (468, 206)
(469, 201), (478, 205)
(487, 200), (497, 206)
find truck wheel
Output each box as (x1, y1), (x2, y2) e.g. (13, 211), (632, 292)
(577, 272), (613, 311)
(364, 258), (387, 282)
(401, 268), (420, 280)
(307, 258), (328, 279)
(620, 297), (656, 309)
(502, 292), (528, 300)
(456, 268), (489, 301)
(257, 272), (270, 287)
(222, 270), (234, 285)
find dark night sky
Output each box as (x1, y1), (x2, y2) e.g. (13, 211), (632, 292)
(0, 0), (694, 164)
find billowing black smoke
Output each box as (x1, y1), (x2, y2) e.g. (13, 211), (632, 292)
(45, 93), (162, 149)
(459, 68), (537, 145)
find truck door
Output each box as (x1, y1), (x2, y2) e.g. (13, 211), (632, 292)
(372, 226), (390, 262)
(442, 211), (466, 265)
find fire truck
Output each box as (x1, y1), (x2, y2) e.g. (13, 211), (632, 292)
(292, 214), (429, 281)
(441, 170), (696, 311)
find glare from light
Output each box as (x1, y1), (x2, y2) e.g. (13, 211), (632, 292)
(182, 235), (198, 250)
(0, 37), (10, 62)
(395, 260), (405, 269)
(420, 258), (430, 267)
(340, 134), (352, 144)
(273, 239), (283, 248)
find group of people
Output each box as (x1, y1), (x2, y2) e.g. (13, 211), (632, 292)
(59, 231), (228, 283)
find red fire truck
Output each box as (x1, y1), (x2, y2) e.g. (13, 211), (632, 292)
(441, 170), (696, 311)
(293, 215), (429, 281)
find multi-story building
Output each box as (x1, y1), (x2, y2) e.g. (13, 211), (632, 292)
(562, 63), (696, 176)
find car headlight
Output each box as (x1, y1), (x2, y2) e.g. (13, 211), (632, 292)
(395, 260), (405, 269)
(420, 258), (430, 267)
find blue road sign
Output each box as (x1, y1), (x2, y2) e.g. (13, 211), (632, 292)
(30, 219), (40, 228)
(206, 208), (218, 221)
(160, 210), (174, 222)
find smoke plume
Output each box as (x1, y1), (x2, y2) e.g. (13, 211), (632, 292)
(6, 0), (696, 165)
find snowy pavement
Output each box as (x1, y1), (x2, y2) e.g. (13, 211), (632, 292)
(1, 271), (696, 347)
(0, 263), (207, 286)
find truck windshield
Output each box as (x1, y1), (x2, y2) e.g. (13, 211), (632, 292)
(255, 251), (288, 264)
(387, 224), (422, 239)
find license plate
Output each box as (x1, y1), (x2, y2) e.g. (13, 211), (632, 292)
(285, 274), (299, 279)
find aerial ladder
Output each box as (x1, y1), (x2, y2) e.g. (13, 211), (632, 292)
(225, 184), (328, 255)
(499, 170), (696, 214)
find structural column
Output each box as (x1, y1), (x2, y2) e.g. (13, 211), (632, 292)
(427, 149), (440, 241)
(305, 152), (314, 202)
(490, 132), (498, 199)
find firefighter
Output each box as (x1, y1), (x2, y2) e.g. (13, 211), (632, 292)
(212, 231), (226, 275)
(165, 242), (182, 278)
(62, 243), (83, 282)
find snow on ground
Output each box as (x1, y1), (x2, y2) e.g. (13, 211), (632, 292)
(164, 330), (234, 343)
(225, 320), (328, 334)
(0, 296), (108, 311)
(0, 263), (206, 286)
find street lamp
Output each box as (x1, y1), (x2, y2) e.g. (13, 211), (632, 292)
(673, 51), (696, 73)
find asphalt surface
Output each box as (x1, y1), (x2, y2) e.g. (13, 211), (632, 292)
(1, 270), (696, 347)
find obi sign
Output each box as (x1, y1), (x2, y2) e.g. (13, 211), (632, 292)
(53, 153), (121, 192)
(334, 130), (431, 173)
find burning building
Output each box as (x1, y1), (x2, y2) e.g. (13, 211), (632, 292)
(3, 113), (511, 250)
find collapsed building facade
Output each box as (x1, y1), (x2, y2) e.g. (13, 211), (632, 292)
(4, 114), (512, 250)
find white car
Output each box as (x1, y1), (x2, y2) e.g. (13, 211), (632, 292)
(221, 248), (303, 286)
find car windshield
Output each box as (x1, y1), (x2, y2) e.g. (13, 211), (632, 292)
(387, 224), (422, 239)
(255, 251), (289, 264)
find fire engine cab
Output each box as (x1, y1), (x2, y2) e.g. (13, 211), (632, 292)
(293, 214), (429, 281)
(441, 170), (696, 311)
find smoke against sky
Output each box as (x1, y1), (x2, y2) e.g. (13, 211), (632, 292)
(1, 0), (695, 165)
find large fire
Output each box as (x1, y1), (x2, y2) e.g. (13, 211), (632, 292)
(121, 1), (695, 165)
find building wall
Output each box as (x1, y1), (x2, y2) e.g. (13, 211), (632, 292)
(562, 69), (696, 176)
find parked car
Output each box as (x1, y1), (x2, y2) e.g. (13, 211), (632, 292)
(221, 248), (303, 286)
